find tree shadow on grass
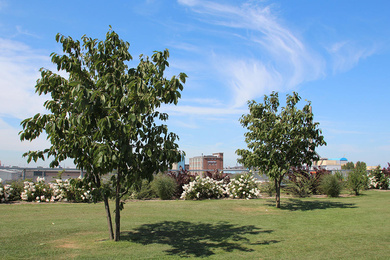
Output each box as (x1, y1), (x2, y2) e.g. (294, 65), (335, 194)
(266, 199), (357, 211)
(121, 221), (278, 257)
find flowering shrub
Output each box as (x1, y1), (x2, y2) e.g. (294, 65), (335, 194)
(0, 178), (5, 202)
(0, 179), (24, 202)
(226, 173), (261, 199)
(368, 166), (390, 190)
(21, 177), (52, 202)
(181, 176), (226, 200)
(51, 178), (94, 202)
(18, 177), (95, 203)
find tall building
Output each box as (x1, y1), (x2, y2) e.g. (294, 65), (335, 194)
(189, 153), (223, 171)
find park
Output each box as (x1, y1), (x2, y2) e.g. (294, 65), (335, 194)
(1, 189), (389, 259)
(1, 7), (390, 258)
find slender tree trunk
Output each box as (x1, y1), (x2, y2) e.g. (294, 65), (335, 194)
(103, 194), (114, 240)
(275, 178), (281, 208)
(95, 175), (114, 240)
(114, 171), (121, 241)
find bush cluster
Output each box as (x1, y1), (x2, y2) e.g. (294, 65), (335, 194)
(368, 166), (390, 190)
(180, 172), (260, 200)
(320, 174), (342, 197)
(151, 173), (177, 200)
(285, 168), (330, 197)
(226, 173), (261, 199)
(0, 177), (97, 203)
(181, 176), (226, 200)
(0, 179), (24, 202)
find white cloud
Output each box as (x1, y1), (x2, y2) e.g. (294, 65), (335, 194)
(0, 38), (50, 119)
(14, 26), (40, 38)
(0, 118), (49, 153)
(327, 41), (376, 73)
(178, 0), (325, 107)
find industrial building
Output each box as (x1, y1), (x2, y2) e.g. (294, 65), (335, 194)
(189, 153), (224, 172)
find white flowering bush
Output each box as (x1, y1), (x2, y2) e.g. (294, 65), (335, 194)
(21, 177), (52, 202)
(226, 173), (261, 199)
(368, 167), (390, 190)
(19, 177), (95, 203)
(181, 176), (226, 200)
(0, 178), (5, 202)
(50, 178), (95, 202)
(0, 179), (24, 202)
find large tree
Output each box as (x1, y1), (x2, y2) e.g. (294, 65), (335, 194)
(236, 92), (326, 208)
(19, 28), (186, 240)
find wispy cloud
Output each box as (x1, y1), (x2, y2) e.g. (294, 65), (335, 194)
(178, 0), (325, 107)
(0, 118), (49, 153)
(327, 41), (376, 73)
(14, 26), (40, 38)
(0, 38), (50, 119)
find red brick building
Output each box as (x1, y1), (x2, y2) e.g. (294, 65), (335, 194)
(189, 153), (224, 172)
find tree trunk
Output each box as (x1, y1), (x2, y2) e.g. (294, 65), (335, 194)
(275, 178), (281, 208)
(94, 175), (114, 240)
(103, 194), (114, 240)
(114, 171), (121, 241)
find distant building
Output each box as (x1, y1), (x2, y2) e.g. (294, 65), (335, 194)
(171, 154), (185, 171)
(0, 166), (82, 183)
(189, 153), (223, 172)
(312, 157), (348, 171)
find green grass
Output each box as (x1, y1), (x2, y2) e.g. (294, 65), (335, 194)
(1, 190), (389, 259)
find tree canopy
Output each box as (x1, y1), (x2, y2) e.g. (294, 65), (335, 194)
(236, 92), (326, 208)
(19, 28), (186, 240)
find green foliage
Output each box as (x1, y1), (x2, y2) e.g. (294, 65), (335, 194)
(334, 171), (345, 181)
(128, 179), (155, 200)
(342, 162), (355, 170)
(151, 173), (177, 200)
(320, 174), (342, 197)
(18, 27), (186, 240)
(285, 168), (329, 197)
(347, 167), (367, 195)
(236, 92), (326, 207)
(355, 161), (367, 172)
(167, 170), (193, 198)
(285, 177), (312, 197)
(259, 181), (276, 197)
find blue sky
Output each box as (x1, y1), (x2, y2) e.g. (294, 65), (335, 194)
(0, 0), (389, 168)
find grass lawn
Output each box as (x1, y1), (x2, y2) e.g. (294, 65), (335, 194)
(1, 190), (389, 259)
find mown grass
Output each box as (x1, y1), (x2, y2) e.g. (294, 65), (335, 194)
(1, 190), (389, 259)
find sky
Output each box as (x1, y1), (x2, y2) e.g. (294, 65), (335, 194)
(0, 0), (390, 168)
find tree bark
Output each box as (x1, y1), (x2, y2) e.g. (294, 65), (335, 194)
(275, 178), (281, 208)
(95, 175), (114, 240)
(103, 194), (114, 240)
(114, 171), (121, 241)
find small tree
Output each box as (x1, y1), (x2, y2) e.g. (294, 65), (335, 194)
(19, 28), (186, 241)
(347, 167), (367, 195)
(342, 162), (355, 170)
(236, 92), (326, 208)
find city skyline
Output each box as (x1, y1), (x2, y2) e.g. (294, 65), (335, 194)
(0, 0), (390, 168)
